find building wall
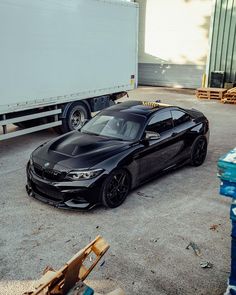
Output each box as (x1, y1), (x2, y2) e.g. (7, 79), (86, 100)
(208, 0), (236, 84)
(136, 0), (212, 88)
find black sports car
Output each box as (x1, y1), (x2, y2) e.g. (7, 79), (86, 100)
(26, 101), (209, 210)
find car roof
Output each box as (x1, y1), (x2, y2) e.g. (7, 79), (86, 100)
(106, 100), (174, 117)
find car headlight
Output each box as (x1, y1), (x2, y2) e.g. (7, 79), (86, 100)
(66, 168), (104, 181)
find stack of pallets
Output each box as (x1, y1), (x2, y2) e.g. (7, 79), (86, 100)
(222, 87), (236, 104)
(196, 87), (227, 100)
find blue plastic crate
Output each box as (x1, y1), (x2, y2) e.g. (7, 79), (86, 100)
(230, 237), (236, 287)
(220, 180), (236, 198)
(230, 266), (236, 287)
(232, 222), (236, 239)
(232, 237), (236, 259)
(218, 148), (236, 183)
(231, 206), (236, 222)
(84, 287), (94, 295)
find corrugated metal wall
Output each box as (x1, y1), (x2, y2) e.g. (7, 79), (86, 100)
(138, 63), (205, 89)
(208, 0), (236, 83)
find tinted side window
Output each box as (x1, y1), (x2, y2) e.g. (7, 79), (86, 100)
(171, 110), (190, 127)
(147, 111), (173, 133)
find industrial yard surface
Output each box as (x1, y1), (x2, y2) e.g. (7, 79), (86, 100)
(0, 87), (235, 295)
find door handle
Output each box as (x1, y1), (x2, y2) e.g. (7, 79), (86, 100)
(172, 132), (178, 137)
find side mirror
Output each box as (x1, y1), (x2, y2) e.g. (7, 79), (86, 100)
(145, 131), (161, 141)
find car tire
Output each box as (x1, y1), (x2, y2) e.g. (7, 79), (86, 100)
(59, 102), (90, 134)
(101, 169), (131, 208)
(190, 136), (208, 167)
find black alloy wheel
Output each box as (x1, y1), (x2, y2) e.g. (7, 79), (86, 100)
(101, 169), (131, 208)
(191, 136), (207, 166)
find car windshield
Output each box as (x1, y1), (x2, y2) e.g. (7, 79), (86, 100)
(81, 112), (145, 141)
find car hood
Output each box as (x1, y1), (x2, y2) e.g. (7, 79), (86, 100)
(32, 131), (130, 169)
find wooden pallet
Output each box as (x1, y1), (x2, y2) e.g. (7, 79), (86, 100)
(225, 93), (236, 99)
(221, 87), (236, 104)
(196, 87), (227, 100)
(227, 87), (236, 94)
(24, 236), (110, 295)
(222, 96), (236, 104)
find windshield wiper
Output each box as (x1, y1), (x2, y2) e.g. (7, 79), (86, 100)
(100, 134), (125, 141)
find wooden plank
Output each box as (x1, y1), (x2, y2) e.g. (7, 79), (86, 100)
(225, 93), (236, 98)
(228, 87), (236, 93)
(197, 87), (227, 92)
(24, 236), (110, 295)
(222, 97), (236, 104)
(62, 258), (82, 294)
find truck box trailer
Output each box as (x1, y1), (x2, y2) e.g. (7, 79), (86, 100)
(0, 0), (138, 141)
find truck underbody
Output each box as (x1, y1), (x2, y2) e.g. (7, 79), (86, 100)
(0, 92), (127, 141)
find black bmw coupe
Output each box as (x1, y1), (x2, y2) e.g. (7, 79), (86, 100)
(26, 101), (209, 209)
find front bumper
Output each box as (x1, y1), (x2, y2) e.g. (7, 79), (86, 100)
(26, 164), (103, 210)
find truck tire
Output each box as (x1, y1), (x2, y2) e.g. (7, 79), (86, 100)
(59, 102), (90, 134)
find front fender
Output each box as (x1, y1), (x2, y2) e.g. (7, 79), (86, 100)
(91, 145), (141, 189)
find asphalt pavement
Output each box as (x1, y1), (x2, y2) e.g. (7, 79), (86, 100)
(0, 87), (236, 295)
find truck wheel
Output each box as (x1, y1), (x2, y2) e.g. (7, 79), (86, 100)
(60, 102), (90, 133)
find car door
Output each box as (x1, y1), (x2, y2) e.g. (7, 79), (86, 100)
(136, 110), (176, 182)
(170, 109), (195, 161)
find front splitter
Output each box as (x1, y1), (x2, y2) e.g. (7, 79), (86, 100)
(26, 184), (97, 211)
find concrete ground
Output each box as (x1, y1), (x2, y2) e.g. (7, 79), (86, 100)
(0, 86), (236, 295)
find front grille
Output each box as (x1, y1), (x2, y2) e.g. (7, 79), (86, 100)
(34, 163), (43, 178)
(34, 184), (63, 201)
(33, 163), (66, 181)
(43, 168), (62, 181)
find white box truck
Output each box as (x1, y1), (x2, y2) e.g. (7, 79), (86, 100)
(0, 0), (138, 140)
